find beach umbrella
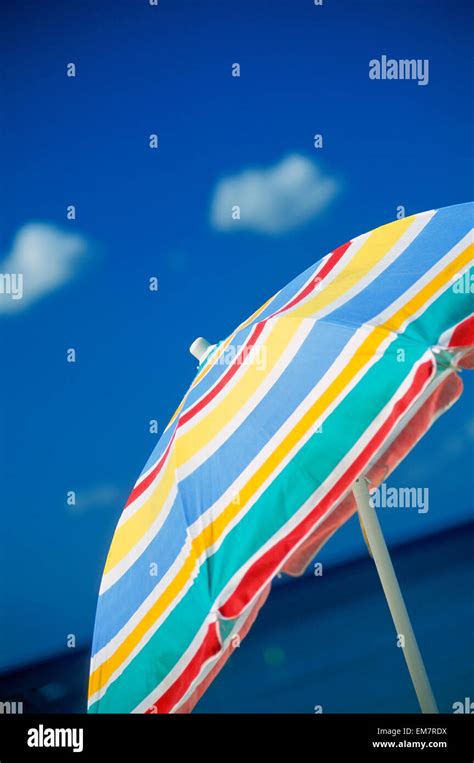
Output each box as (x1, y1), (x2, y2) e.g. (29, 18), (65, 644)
(88, 202), (473, 714)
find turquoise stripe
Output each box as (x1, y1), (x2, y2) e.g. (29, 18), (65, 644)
(90, 283), (470, 712)
(93, 252), (473, 655)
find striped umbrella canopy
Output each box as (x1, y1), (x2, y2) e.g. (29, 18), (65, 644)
(88, 202), (473, 714)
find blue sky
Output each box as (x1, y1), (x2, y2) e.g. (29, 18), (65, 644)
(0, 0), (473, 671)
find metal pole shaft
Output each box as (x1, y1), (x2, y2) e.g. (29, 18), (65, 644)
(353, 477), (438, 714)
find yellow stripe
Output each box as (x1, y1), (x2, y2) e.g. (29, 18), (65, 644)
(176, 318), (302, 463)
(104, 215), (417, 572)
(289, 214), (416, 318)
(104, 318), (303, 572)
(89, 243), (472, 699)
(165, 295), (278, 429)
(192, 295), (277, 387)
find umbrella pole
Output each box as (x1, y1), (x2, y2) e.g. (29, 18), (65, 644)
(353, 477), (438, 714)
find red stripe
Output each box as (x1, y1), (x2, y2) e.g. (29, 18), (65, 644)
(125, 440), (173, 508)
(218, 357), (435, 620)
(143, 357), (435, 714)
(448, 315), (474, 348)
(144, 621), (221, 714)
(175, 584), (271, 714)
(180, 322), (267, 425)
(126, 244), (351, 508)
(270, 241), (352, 319)
(125, 324), (265, 507)
(178, 243), (351, 428)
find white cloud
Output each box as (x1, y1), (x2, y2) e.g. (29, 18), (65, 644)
(210, 154), (339, 234)
(0, 222), (90, 314)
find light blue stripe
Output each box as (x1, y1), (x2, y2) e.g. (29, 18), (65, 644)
(93, 203), (473, 655)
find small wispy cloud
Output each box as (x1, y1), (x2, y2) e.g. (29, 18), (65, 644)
(0, 222), (90, 314)
(210, 153), (340, 235)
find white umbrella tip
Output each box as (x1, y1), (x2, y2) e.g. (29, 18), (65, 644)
(189, 337), (212, 362)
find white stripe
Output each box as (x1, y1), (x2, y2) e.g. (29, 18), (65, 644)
(103, 220), (459, 593)
(100, 484), (178, 594)
(90, 536), (199, 705)
(214, 351), (435, 611)
(130, 351), (436, 713)
(178, 319), (314, 471)
(102, 320), (313, 590)
(170, 599), (260, 713)
(288, 212), (435, 323)
(364, 365), (453, 476)
(130, 255), (336, 490)
(91, 230), (472, 697)
(115, 217), (431, 534)
(91, 317), (413, 685)
(128, 236), (361, 492)
(91, 322), (385, 686)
